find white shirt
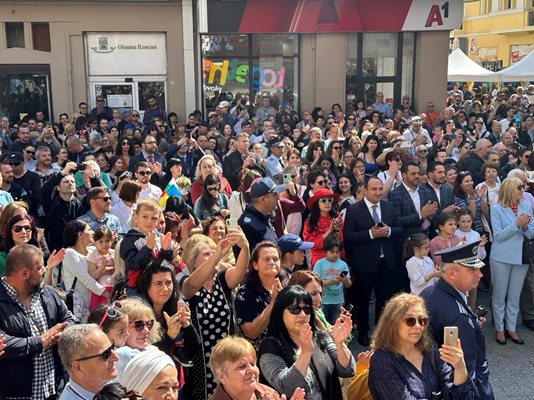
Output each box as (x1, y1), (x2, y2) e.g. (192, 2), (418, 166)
(138, 183), (162, 201)
(363, 197), (391, 243)
(403, 183), (421, 214)
(111, 200), (133, 233)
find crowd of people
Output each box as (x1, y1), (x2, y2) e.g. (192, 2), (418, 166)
(2, 83), (534, 400)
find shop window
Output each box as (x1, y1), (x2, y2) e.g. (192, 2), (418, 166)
(6, 22), (25, 49)
(362, 33), (397, 77)
(201, 34), (299, 112)
(32, 23), (51, 52)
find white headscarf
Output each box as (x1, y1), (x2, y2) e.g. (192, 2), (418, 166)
(120, 349), (175, 395)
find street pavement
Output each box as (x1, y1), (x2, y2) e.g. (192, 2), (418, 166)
(347, 289), (534, 400)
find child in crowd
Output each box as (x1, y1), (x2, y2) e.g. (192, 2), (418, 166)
(120, 199), (174, 297)
(87, 227), (115, 310)
(277, 234), (314, 286)
(455, 208), (488, 259)
(429, 211), (464, 268)
(87, 301), (130, 349)
(455, 207), (488, 309)
(403, 233), (441, 295)
(313, 236), (351, 324)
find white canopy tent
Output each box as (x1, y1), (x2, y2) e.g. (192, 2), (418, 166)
(497, 50), (534, 81)
(447, 48), (500, 82)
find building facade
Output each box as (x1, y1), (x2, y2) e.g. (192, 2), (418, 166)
(453, 0), (534, 71)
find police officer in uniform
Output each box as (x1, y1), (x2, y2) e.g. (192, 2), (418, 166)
(422, 241), (495, 400)
(264, 136), (285, 180)
(237, 177), (286, 253)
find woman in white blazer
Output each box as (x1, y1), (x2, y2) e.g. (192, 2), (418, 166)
(490, 177), (534, 345)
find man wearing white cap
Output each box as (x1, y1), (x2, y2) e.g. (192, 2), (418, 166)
(403, 116), (431, 145)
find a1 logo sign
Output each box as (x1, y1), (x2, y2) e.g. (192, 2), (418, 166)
(425, 1), (450, 27)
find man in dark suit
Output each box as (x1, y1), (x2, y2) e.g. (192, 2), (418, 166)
(222, 132), (265, 190)
(388, 161), (438, 242)
(343, 176), (402, 346)
(128, 133), (167, 186)
(419, 161), (459, 238)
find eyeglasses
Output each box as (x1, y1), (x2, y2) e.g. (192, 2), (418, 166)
(427, 105), (434, 108)
(75, 342), (115, 362)
(97, 99), (105, 102)
(137, 171), (152, 176)
(319, 198), (333, 204)
(12, 225), (32, 233)
(287, 304), (312, 315)
(418, 150), (428, 154)
(25, 150), (35, 155)
(314, 180), (326, 186)
(475, 122), (483, 124)
(132, 319), (155, 332)
(333, 146), (341, 150)
(132, 114), (139, 117)
(393, 158), (402, 162)
(347, 118), (355, 121)
(403, 316), (429, 327)
(518, 185), (526, 191)
(96, 196), (112, 202)
(98, 301), (123, 327)
(8, 161), (22, 166)
(122, 141), (130, 145)
(207, 186), (220, 192)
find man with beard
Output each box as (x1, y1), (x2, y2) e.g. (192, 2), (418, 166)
(128, 134), (166, 186)
(33, 146), (60, 186)
(8, 151), (43, 220)
(41, 162), (86, 250)
(134, 161), (162, 201)
(78, 187), (122, 235)
(419, 161), (458, 238)
(0, 244), (74, 400)
(0, 159), (30, 204)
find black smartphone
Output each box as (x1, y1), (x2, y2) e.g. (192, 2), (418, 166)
(339, 271), (347, 278)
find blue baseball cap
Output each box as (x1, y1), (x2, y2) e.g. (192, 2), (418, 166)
(277, 234), (314, 254)
(247, 177), (287, 198)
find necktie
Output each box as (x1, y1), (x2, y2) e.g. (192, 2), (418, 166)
(372, 204), (380, 224)
(148, 155), (154, 164)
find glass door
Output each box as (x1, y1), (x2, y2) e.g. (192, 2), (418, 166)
(91, 82), (134, 116)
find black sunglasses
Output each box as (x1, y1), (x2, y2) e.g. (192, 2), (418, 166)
(12, 225), (32, 233)
(137, 171), (152, 176)
(75, 342), (115, 362)
(132, 319), (154, 332)
(403, 316), (429, 327)
(96, 196), (112, 202)
(287, 304), (312, 315)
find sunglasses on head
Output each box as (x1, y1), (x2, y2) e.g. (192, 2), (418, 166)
(75, 342), (115, 362)
(137, 171), (152, 176)
(119, 171), (133, 180)
(12, 225), (32, 233)
(287, 304), (312, 315)
(403, 316), (429, 327)
(319, 198), (333, 204)
(133, 319), (154, 332)
(98, 301), (123, 328)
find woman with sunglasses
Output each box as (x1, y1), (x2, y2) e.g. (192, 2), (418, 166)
(258, 286), (354, 400)
(490, 177), (534, 346)
(368, 293), (472, 399)
(303, 188), (342, 268)
(115, 136), (135, 171)
(0, 214), (50, 276)
(193, 173), (230, 223)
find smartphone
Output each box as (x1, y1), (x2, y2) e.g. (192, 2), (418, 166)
(339, 271), (347, 278)
(444, 326), (459, 347)
(283, 174), (292, 183)
(226, 218), (238, 230)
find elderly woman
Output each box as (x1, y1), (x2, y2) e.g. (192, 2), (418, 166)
(490, 177), (534, 345)
(235, 241), (283, 351)
(209, 336), (305, 400)
(258, 286), (354, 400)
(190, 155), (232, 204)
(121, 349), (179, 400)
(180, 229), (250, 400)
(368, 293), (473, 399)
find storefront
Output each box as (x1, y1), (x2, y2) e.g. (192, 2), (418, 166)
(85, 32), (168, 118)
(202, 0), (465, 114)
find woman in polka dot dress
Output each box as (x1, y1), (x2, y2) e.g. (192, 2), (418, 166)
(180, 228), (250, 400)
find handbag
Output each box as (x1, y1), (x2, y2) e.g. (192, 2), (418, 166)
(522, 237), (534, 264)
(65, 277), (78, 312)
